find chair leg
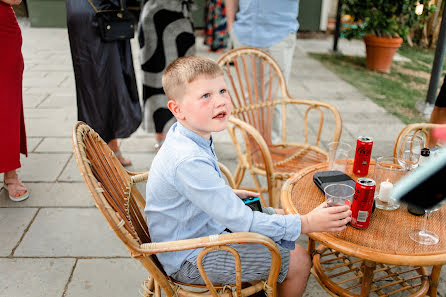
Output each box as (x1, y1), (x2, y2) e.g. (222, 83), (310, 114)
(234, 164), (245, 188)
(141, 276), (154, 297)
(271, 179), (282, 209)
(155, 280), (162, 297)
(250, 171), (267, 206)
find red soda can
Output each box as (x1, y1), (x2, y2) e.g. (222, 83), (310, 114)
(351, 178), (376, 229)
(353, 136), (373, 176)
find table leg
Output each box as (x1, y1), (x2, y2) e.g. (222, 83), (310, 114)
(359, 260), (376, 297)
(428, 265), (443, 297)
(308, 238), (316, 256)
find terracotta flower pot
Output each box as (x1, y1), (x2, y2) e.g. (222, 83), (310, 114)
(363, 34), (403, 73)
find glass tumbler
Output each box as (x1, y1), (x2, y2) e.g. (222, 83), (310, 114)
(374, 156), (406, 210)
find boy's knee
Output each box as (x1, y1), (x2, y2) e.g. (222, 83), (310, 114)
(288, 245), (312, 275)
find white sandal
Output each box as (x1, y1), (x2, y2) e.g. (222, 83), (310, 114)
(2, 178), (29, 202)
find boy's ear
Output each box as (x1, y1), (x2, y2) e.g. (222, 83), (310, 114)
(167, 99), (185, 120)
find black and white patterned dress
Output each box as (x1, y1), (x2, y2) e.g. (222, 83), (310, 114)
(138, 0), (196, 133)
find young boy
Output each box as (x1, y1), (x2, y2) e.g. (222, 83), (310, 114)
(145, 56), (352, 297)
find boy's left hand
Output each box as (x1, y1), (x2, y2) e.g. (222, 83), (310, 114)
(234, 189), (260, 199)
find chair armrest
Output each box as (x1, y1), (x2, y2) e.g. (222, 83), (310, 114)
(126, 170), (149, 182)
(139, 232), (282, 297)
(285, 97), (342, 144)
(228, 117), (275, 196)
(218, 162), (236, 188)
(138, 231), (279, 255)
(139, 232), (281, 289)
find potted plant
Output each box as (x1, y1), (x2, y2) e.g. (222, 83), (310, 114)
(343, 0), (435, 72)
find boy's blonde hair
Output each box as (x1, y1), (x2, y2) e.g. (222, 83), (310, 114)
(162, 56), (224, 100)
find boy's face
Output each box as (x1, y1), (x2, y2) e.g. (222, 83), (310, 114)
(168, 74), (233, 139)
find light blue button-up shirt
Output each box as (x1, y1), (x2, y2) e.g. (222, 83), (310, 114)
(233, 0), (300, 48)
(145, 122), (301, 275)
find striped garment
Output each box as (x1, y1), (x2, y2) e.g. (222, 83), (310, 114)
(171, 207), (290, 285)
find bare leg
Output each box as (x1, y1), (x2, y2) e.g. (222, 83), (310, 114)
(278, 245), (311, 297)
(108, 138), (132, 166)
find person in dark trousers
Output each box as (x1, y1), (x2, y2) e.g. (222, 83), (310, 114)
(66, 0), (142, 166)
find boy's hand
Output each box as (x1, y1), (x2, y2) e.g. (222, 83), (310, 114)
(233, 189), (260, 199)
(301, 202), (352, 234)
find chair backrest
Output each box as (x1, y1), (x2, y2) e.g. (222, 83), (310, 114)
(393, 123), (446, 158)
(218, 47), (341, 147)
(218, 47), (289, 145)
(72, 122), (167, 278)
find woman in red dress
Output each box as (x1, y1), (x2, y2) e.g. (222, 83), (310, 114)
(0, 0), (29, 201)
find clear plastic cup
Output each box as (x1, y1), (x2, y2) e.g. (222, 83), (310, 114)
(324, 183), (355, 208)
(328, 142), (352, 173)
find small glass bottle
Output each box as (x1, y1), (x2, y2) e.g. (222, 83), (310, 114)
(418, 148), (430, 166)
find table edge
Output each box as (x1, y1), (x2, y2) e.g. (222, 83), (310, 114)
(281, 162), (446, 266)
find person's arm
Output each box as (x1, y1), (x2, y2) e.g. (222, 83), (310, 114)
(0, 0), (22, 5)
(225, 0), (239, 32)
(174, 156), (302, 246)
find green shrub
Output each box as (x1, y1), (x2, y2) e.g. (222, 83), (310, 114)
(343, 0), (435, 39)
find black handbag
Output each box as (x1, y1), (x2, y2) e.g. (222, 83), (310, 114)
(88, 0), (135, 41)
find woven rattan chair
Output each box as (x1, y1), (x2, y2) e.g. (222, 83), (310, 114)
(217, 47), (342, 208)
(72, 121), (282, 297)
(393, 123), (446, 157)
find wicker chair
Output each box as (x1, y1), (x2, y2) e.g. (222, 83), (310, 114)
(217, 48), (342, 208)
(393, 123), (446, 158)
(72, 122), (282, 297)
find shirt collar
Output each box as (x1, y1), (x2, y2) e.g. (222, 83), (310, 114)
(175, 122), (214, 150)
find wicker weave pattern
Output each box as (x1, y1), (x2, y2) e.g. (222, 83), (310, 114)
(281, 161), (446, 265)
(217, 48), (342, 208)
(72, 122), (282, 297)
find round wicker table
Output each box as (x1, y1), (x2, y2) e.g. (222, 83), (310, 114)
(281, 161), (446, 297)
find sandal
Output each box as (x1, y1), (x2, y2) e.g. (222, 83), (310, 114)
(2, 178), (29, 202)
(114, 150), (132, 167)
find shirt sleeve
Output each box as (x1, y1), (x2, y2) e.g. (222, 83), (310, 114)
(174, 156), (302, 248)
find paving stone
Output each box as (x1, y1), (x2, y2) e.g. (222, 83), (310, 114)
(27, 137), (43, 152)
(39, 94), (76, 108)
(23, 94), (48, 108)
(23, 75), (67, 88)
(14, 208), (129, 257)
(23, 71), (48, 78)
(24, 87), (74, 96)
(0, 183), (93, 208)
(23, 108), (76, 119)
(303, 275), (331, 297)
(58, 156), (84, 182)
(25, 118), (74, 137)
(18, 153), (71, 182)
(35, 137), (73, 153)
(125, 153), (157, 173)
(321, 98), (387, 113)
(0, 258), (75, 297)
(343, 122), (406, 142)
(120, 137), (157, 153)
(65, 258), (148, 297)
(0, 208), (37, 256)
